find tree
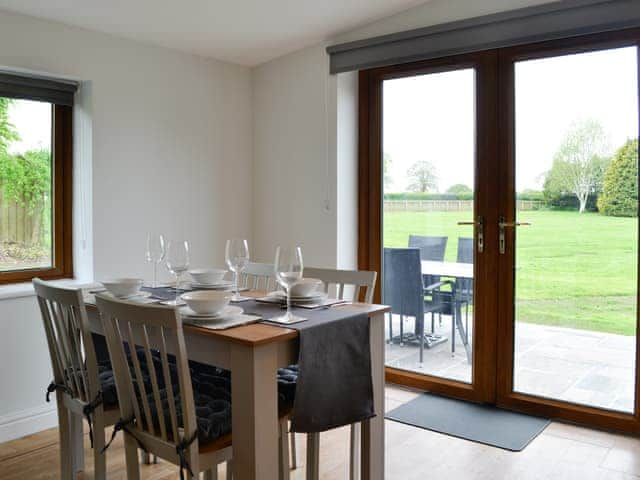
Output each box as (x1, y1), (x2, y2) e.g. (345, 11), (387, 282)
(406, 160), (437, 193)
(597, 139), (638, 217)
(0, 149), (51, 245)
(0, 98), (18, 154)
(446, 184), (472, 196)
(543, 119), (611, 213)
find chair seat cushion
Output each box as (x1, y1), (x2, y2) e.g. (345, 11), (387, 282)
(98, 349), (298, 446)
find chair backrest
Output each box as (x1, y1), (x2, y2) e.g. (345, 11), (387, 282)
(457, 237), (474, 264)
(33, 278), (101, 405)
(408, 235), (448, 262)
(382, 248), (424, 318)
(96, 295), (198, 457)
(238, 262), (277, 291)
(303, 267), (377, 303)
(456, 237), (474, 297)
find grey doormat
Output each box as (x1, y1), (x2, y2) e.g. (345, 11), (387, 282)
(386, 393), (550, 451)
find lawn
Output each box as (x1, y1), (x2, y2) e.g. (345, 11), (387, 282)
(384, 209), (638, 335)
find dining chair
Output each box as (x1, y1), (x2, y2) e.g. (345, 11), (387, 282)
(298, 266), (378, 480)
(238, 261), (278, 291)
(33, 278), (120, 480)
(96, 294), (292, 480)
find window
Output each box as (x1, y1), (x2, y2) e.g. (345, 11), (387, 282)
(0, 74), (75, 284)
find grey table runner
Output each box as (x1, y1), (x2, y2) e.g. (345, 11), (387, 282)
(243, 300), (375, 433)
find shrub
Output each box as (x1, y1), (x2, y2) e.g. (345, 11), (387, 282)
(597, 139), (638, 217)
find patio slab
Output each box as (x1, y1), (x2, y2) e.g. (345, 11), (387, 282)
(385, 314), (636, 413)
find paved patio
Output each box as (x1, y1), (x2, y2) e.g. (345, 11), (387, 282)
(385, 313), (636, 413)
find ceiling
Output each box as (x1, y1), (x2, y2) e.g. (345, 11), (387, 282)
(0, 0), (429, 66)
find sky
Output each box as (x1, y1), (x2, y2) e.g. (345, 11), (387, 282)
(6, 99), (51, 155)
(383, 46), (639, 193)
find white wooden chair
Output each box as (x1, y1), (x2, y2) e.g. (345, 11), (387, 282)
(238, 261), (278, 291)
(33, 278), (119, 480)
(298, 267), (378, 480)
(96, 294), (292, 480)
(304, 267), (377, 304)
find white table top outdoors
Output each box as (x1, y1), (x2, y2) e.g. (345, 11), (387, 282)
(421, 260), (474, 279)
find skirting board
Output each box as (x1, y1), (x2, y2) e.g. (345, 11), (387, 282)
(0, 403), (58, 443)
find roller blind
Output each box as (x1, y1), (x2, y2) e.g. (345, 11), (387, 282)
(0, 72), (78, 106)
(326, 0), (640, 74)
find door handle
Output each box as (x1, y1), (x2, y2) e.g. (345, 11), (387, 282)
(457, 216), (484, 253)
(498, 216), (532, 254)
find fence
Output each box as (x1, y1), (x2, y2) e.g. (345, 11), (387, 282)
(0, 188), (44, 246)
(383, 200), (543, 212)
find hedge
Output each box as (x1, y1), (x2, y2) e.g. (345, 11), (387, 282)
(597, 139), (638, 217)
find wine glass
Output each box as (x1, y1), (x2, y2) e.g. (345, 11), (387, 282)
(272, 245), (305, 324)
(225, 239), (249, 301)
(145, 233), (165, 287)
(165, 240), (190, 305)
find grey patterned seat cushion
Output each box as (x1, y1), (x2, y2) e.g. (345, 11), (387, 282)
(97, 349), (298, 445)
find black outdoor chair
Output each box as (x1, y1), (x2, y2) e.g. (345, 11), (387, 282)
(408, 234), (448, 271)
(383, 248), (454, 362)
(408, 235), (448, 330)
(455, 237), (474, 349)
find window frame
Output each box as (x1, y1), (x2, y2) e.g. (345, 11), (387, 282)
(0, 103), (73, 285)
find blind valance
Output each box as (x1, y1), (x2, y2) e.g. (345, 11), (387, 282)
(326, 0), (640, 74)
(0, 72), (78, 106)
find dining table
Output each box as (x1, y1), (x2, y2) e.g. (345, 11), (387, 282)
(83, 289), (388, 480)
(421, 260), (474, 362)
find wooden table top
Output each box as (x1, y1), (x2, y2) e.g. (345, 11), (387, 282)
(86, 289), (389, 347)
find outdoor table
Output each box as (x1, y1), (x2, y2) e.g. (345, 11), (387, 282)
(421, 260), (473, 362)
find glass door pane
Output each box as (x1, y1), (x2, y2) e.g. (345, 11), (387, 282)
(513, 46), (639, 412)
(382, 68), (476, 383)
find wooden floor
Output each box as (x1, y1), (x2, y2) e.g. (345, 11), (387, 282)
(3, 385), (640, 479)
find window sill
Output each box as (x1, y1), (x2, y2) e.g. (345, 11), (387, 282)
(0, 278), (99, 302)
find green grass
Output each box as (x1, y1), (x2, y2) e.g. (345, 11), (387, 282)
(384, 210), (638, 335)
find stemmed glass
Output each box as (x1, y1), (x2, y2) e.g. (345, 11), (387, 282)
(272, 246), (305, 324)
(145, 233), (166, 287)
(165, 240), (190, 306)
(225, 239), (249, 302)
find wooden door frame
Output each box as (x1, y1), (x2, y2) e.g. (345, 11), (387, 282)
(358, 51), (501, 403)
(495, 28), (640, 434)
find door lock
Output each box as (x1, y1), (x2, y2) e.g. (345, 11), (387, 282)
(498, 216), (532, 254)
(457, 216), (484, 253)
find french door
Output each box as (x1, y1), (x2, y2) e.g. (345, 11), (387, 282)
(359, 28), (640, 431)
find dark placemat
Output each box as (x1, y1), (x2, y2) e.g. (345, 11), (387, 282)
(141, 285), (189, 301)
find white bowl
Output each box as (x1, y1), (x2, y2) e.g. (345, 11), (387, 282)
(290, 278), (323, 297)
(101, 278), (144, 298)
(189, 268), (227, 285)
(181, 290), (231, 315)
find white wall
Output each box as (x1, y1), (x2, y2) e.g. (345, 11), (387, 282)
(336, 72), (358, 270)
(251, 44), (338, 266)
(251, 0), (556, 272)
(0, 9), (252, 441)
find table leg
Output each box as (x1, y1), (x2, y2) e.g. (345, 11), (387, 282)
(231, 342), (280, 480)
(361, 312), (385, 480)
